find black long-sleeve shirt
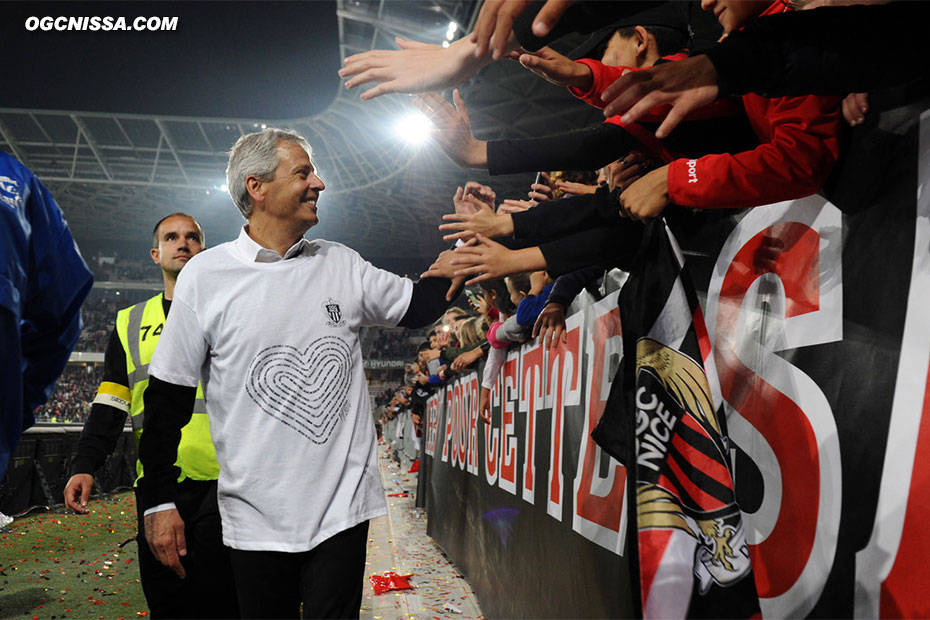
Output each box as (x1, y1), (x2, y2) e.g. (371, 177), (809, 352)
(71, 297), (172, 476)
(548, 265), (607, 309)
(702, 2), (926, 99)
(487, 112), (758, 177)
(507, 186), (643, 277)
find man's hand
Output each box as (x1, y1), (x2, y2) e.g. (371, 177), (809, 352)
(498, 198), (535, 214)
(528, 172), (554, 202)
(517, 46), (592, 90)
(63, 473), (94, 514)
(618, 165), (670, 221)
(451, 235), (545, 286)
(340, 37), (485, 100)
(478, 387), (492, 424)
(533, 302), (567, 349)
(421, 246), (470, 300)
(454, 182), (496, 215)
(470, 0), (574, 60)
(606, 152), (648, 192)
(529, 270), (549, 296)
(144, 509), (187, 579)
(601, 55), (719, 139)
(556, 180), (597, 196)
(451, 347), (483, 372)
(842, 92), (870, 127)
(414, 90), (488, 168)
(440, 197), (512, 242)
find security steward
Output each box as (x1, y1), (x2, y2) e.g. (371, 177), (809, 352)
(63, 213), (238, 619)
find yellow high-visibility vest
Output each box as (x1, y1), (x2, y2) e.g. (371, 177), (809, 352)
(113, 292), (219, 483)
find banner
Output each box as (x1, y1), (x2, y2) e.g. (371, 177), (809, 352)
(420, 97), (930, 618)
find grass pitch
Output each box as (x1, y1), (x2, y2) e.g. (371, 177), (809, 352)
(0, 493), (149, 619)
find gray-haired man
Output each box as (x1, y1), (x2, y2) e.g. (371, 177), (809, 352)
(138, 128), (461, 618)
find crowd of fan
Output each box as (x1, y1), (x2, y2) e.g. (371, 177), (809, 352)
(87, 252), (160, 283)
(344, 0), (928, 463)
(75, 290), (159, 353)
(360, 326), (418, 360)
(376, 268), (559, 438)
(35, 365), (103, 424)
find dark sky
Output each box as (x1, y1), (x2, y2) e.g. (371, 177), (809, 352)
(1, 1), (341, 119)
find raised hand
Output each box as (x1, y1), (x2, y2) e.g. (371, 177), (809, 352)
(420, 245), (471, 301)
(498, 198), (535, 214)
(606, 151), (648, 192)
(517, 46), (592, 90)
(528, 179), (554, 202)
(470, 0), (574, 60)
(533, 302), (567, 349)
(455, 181), (497, 214)
(451, 234), (545, 286)
(440, 196), (511, 242)
(414, 90), (488, 168)
(601, 54), (719, 139)
(556, 180), (597, 196)
(618, 164), (670, 221)
(340, 37), (485, 100)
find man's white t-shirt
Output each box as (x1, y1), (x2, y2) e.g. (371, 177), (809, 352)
(149, 227), (413, 552)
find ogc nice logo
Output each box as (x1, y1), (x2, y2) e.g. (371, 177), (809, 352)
(322, 298), (346, 327)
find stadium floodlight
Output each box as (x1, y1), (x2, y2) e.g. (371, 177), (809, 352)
(394, 110), (433, 145)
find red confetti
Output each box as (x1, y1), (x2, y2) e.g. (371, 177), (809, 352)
(369, 571), (415, 595)
(137, 612), (149, 616)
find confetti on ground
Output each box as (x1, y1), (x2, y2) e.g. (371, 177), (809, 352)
(0, 493), (149, 619)
(1, 455), (482, 620)
(360, 450), (484, 620)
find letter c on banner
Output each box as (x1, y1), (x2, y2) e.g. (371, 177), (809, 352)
(705, 198), (843, 619)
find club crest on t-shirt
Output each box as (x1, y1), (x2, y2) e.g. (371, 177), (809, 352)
(322, 298), (345, 327)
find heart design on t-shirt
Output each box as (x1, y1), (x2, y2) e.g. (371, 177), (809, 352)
(245, 337), (353, 444)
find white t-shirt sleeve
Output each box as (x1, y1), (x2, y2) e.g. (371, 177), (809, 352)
(149, 294), (208, 387)
(356, 253), (414, 327)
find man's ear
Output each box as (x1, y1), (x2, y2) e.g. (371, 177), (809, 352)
(150, 247), (160, 265)
(634, 25), (649, 57)
(245, 175), (265, 209)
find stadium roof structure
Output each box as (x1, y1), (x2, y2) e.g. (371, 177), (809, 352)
(0, 0), (601, 271)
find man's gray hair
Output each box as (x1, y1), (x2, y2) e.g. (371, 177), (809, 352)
(226, 128), (313, 219)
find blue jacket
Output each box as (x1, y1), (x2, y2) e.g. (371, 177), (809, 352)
(1, 151), (93, 474)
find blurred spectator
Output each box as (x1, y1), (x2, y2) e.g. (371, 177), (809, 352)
(34, 364), (103, 423)
(74, 289), (160, 352)
(88, 252), (162, 283)
(361, 326), (419, 360)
